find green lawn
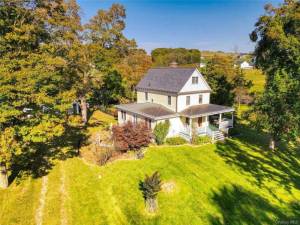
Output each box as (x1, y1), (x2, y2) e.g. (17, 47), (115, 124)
(243, 69), (265, 93)
(0, 125), (299, 225)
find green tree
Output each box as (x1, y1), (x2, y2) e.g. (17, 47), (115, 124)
(151, 48), (201, 66)
(94, 70), (125, 106)
(74, 3), (136, 123)
(153, 121), (170, 145)
(250, 0), (300, 150)
(202, 55), (235, 106)
(0, 0), (78, 188)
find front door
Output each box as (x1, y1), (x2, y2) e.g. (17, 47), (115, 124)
(198, 117), (203, 127)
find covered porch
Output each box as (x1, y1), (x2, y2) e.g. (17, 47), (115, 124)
(179, 104), (234, 141)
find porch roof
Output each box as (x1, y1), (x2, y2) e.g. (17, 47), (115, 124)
(180, 104), (234, 118)
(116, 103), (177, 120)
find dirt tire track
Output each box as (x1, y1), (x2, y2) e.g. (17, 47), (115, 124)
(35, 176), (48, 225)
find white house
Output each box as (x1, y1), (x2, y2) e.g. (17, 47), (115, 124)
(240, 61), (253, 69)
(116, 65), (234, 141)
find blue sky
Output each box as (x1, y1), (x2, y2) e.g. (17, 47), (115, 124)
(77, 0), (282, 53)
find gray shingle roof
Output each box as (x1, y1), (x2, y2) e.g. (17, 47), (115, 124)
(116, 103), (177, 120)
(136, 68), (197, 93)
(180, 104), (234, 118)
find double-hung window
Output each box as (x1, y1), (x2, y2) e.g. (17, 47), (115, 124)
(145, 92), (148, 101)
(168, 96), (171, 105)
(186, 96), (190, 105)
(199, 94), (203, 104)
(192, 77), (198, 84)
(121, 111), (126, 121)
(133, 114), (138, 124)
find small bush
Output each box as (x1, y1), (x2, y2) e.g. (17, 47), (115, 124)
(139, 171), (162, 213)
(228, 127), (239, 137)
(166, 136), (187, 145)
(153, 120), (170, 145)
(192, 135), (211, 145)
(80, 146), (113, 166)
(112, 121), (152, 152)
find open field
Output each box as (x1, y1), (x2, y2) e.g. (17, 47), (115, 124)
(0, 117), (299, 224)
(243, 69), (265, 93)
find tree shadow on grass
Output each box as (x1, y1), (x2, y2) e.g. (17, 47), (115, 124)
(208, 185), (289, 225)
(9, 124), (88, 184)
(215, 124), (300, 193)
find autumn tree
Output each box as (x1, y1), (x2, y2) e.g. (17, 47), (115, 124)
(73, 3), (137, 123)
(112, 122), (152, 152)
(116, 49), (152, 100)
(0, 0), (78, 188)
(250, 0), (300, 150)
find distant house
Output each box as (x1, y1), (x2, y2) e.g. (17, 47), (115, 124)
(199, 62), (206, 68)
(240, 61), (253, 69)
(116, 64), (234, 142)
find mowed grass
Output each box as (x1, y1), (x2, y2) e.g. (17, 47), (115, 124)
(243, 69), (265, 93)
(0, 130), (299, 224)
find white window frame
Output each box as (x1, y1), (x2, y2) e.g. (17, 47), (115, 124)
(133, 114), (138, 124)
(199, 94), (203, 104)
(168, 96), (171, 105)
(121, 111), (126, 120)
(192, 77), (198, 84)
(186, 96), (190, 105)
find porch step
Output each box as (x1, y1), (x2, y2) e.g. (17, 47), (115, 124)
(213, 131), (225, 142)
(179, 132), (191, 141)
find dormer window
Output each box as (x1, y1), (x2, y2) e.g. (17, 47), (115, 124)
(192, 77), (198, 84)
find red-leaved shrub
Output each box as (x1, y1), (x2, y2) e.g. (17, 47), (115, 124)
(112, 121), (152, 152)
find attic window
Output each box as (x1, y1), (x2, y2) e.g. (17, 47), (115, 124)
(192, 77), (198, 84)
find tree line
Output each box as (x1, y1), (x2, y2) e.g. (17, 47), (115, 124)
(0, 0), (299, 189)
(0, 0), (151, 188)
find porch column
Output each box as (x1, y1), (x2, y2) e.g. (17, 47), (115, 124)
(189, 118), (192, 137)
(218, 113), (222, 129)
(205, 116), (208, 133)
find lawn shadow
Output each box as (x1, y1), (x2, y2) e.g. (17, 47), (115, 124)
(215, 124), (300, 193)
(9, 123), (88, 184)
(208, 185), (288, 225)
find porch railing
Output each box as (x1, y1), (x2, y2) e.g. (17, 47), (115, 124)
(219, 118), (233, 130)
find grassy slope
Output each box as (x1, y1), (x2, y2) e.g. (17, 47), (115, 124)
(1, 138), (299, 224)
(0, 111), (299, 225)
(243, 69), (265, 93)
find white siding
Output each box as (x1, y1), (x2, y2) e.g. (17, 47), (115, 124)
(137, 91), (176, 111)
(177, 93), (210, 112)
(154, 117), (185, 137)
(117, 110), (156, 128)
(179, 69), (211, 93)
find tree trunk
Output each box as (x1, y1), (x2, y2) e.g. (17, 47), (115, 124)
(269, 137), (276, 151)
(145, 198), (157, 213)
(80, 97), (87, 125)
(0, 163), (8, 189)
